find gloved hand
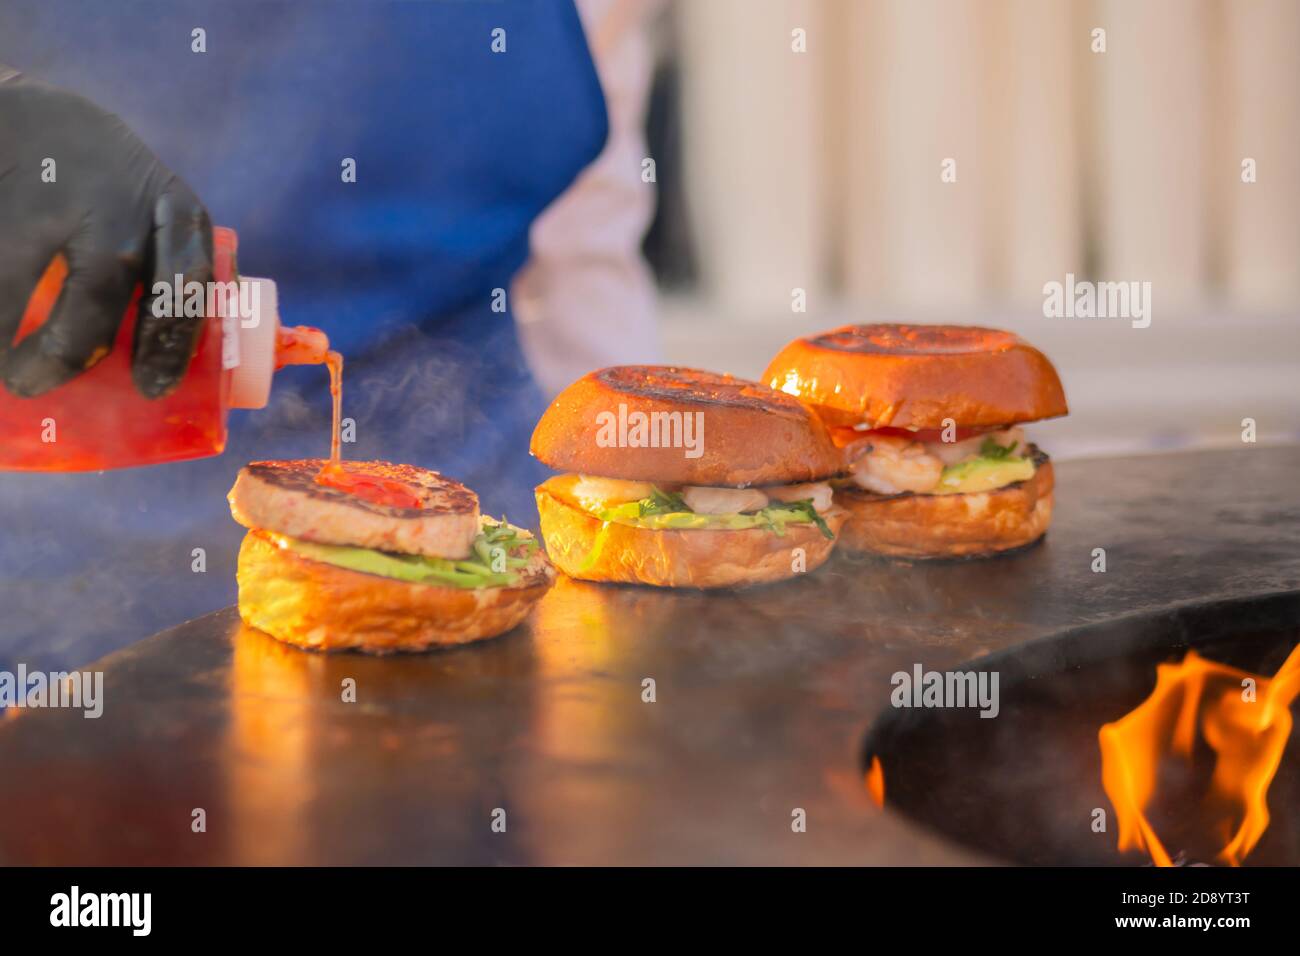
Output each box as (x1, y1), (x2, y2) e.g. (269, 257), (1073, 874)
(0, 66), (212, 398)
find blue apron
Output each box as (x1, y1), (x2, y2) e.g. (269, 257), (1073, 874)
(0, 0), (607, 670)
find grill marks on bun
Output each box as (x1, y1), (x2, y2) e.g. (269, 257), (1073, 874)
(593, 365), (815, 419)
(808, 324), (1022, 357)
(531, 365), (843, 487)
(763, 323), (1068, 430)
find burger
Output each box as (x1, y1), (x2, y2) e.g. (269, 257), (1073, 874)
(228, 459), (554, 652)
(530, 366), (848, 588)
(763, 324), (1067, 559)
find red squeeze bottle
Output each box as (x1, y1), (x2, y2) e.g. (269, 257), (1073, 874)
(0, 227), (328, 472)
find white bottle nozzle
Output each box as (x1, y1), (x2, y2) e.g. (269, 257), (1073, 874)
(228, 276), (279, 410)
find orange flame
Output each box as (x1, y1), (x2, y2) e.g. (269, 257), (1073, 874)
(864, 755), (886, 808)
(1100, 642), (1300, 866)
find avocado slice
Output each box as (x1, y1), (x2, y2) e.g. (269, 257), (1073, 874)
(277, 520), (534, 588)
(935, 456), (1035, 495)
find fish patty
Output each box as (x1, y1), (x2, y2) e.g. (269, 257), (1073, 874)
(228, 459), (480, 559)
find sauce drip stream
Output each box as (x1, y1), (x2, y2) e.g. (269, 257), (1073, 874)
(274, 325), (343, 463)
(273, 326), (422, 510)
(326, 350), (342, 463)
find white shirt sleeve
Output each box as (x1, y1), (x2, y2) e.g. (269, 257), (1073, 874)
(513, 0), (666, 397)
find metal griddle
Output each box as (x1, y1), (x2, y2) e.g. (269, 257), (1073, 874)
(1, 446), (1297, 865)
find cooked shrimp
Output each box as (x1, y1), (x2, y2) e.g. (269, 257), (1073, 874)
(851, 435), (943, 494)
(681, 485), (770, 514)
(925, 426), (1028, 465)
(572, 475), (656, 509)
(764, 481), (834, 514)
(927, 432), (988, 466)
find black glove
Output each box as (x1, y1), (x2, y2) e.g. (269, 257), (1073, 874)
(0, 66), (213, 399)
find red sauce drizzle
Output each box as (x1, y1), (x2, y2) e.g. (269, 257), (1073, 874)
(315, 462), (424, 510)
(273, 325), (422, 510)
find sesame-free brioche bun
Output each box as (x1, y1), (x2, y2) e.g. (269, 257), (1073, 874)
(530, 366), (842, 486)
(836, 454), (1055, 559)
(763, 324), (1068, 430)
(535, 484), (847, 588)
(236, 530), (555, 653)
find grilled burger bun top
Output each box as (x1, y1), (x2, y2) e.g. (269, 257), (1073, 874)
(763, 324), (1068, 430)
(530, 365), (842, 486)
(228, 459), (480, 559)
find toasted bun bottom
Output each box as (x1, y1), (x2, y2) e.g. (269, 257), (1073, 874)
(536, 488), (846, 588)
(836, 459), (1055, 559)
(236, 531), (554, 653)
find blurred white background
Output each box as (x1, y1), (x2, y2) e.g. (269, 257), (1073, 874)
(535, 0), (1299, 459)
